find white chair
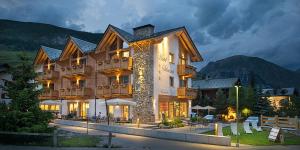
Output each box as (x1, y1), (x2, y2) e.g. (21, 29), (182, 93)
(252, 121), (262, 132)
(243, 121), (253, 134)
(230, 123), (238, 135)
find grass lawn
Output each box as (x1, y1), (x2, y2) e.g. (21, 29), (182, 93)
(59, 136), (102, 147)
(204, 125), (300, 145)
(0, 134), (102, 147)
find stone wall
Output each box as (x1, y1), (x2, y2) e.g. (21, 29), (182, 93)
(132, 42), (155, 123)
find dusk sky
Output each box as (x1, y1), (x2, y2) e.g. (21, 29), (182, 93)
(1, 0), (299, 70)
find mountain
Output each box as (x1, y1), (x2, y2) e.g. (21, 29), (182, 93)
(197, 55), (300, 88)
(0, 19), (103, 65)
(296, 69), (300, 73)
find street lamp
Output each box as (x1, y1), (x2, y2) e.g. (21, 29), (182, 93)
(235, 79), (241, 147)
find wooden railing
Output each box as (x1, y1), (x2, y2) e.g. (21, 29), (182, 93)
(260, 115), (299, 129)
(59, 87), (92, 98)
(97, 57), (133, 74)
(177, 87), (197, 99)
(37, 70), (59, 81)
(39, 89), (59, 100)
(67, 64), (92, 76)
(96, 84), (132, 98)
(177, 64), (196, 78)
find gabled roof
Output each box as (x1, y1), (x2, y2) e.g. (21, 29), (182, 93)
(192, 78), (239, 89)
(34, 46), (62, 65)
(96, 24), (203, 61)
(70, 36), (97, 53)
(109, 25), (135, 42)
(262, 88), (296, 96)
(59, 36), (97, 60)
(41, 46), (62, 61)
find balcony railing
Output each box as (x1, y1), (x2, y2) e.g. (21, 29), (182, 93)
(177, 87), (197, 99)
(37, 70), (59, 81)
(39, 89), (59, 100)
(67, 64), (92, 77)
(96, 84), (132, 98)
(59, 87), (92, 99)
(97, 57), (133, 74)
(177, 64), (196, 78)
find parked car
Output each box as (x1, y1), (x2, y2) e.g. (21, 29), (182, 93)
(204, 115), (214, 122)
(245, 116), (259, 125)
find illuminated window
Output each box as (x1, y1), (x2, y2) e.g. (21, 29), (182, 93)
(169, 53), (174, 63)
(170, 76), (174, 87)
(122, 51), (130, 57)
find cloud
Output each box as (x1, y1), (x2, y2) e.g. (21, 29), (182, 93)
(0, 0), (299, 70)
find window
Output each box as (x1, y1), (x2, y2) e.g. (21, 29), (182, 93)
(79, 80), (86, 88)
(169, 53), (174, 63)
(170, 76), (174, 87)
(179, 79), (187, 87)
(122, 51), (130, 57)
(120, 76), (129, 84)
(109, 76), (116, 85)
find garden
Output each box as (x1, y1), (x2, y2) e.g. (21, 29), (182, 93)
(204, 124), (300, 145)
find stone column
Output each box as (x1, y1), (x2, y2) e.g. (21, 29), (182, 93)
(132, 42), (155, 123)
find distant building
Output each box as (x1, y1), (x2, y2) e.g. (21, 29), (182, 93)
(0, 64), (12, 104)
(192, 78), (239, 101)
(262, 88), (298, 109)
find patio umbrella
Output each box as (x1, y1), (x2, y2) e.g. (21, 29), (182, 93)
(191, 105), (205, 116)
(203, 106), (216, 115)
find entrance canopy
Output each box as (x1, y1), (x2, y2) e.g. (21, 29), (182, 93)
(40, 100), (61, 105)
(203, 106), (216, 110)
(191, 105), (205, 110)
(100, 98), (136, 106)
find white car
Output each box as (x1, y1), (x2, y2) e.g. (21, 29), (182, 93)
(204, 115), (214, 122)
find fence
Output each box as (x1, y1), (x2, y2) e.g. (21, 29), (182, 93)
(260, 115), (299, 130)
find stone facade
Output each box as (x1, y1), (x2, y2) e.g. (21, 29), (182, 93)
(132, 42), (155, 123)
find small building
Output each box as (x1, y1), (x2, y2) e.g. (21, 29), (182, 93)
(0, 64), (12, 104)
(262, 88), (298, 109)
(192, 78), (239, 101)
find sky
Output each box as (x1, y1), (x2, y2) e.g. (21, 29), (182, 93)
(0, 0), (300, 71)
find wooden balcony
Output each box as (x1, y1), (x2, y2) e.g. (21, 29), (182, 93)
(96, 84), (132, 98)
(177, 64), (196, 78)
(177, 87), (197, 99)
(97, 57), (133, 75)
(64, 64), (92, 78)
(39, 89), (59, 100)
(37, 70), (59, 81)
(59, 87), (92, 99)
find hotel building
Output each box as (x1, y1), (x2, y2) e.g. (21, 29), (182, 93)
(34, 24), (203, 123)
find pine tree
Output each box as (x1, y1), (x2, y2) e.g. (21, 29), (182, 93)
(1, 54), (53, 132)
(253, 89), (274, 116)
(214, 89), (227, 114)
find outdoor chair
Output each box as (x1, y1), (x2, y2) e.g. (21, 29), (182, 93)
(251, 121), (262, 132)
(230, 123), (239, 135)
(243, 121), (253, 134)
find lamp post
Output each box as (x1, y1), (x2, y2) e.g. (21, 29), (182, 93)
(235, 80), (241, 147)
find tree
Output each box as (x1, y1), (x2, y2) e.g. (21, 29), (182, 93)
(253, 89), (274, 116)
(278, 96), (300, 117)
(214, 89), (227, 114)
(1, 54), (53, 133)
